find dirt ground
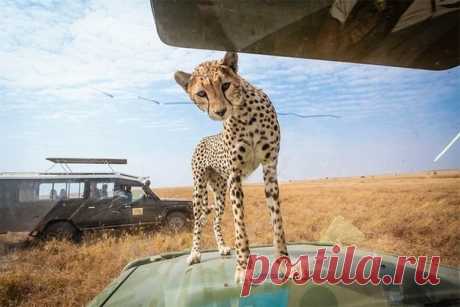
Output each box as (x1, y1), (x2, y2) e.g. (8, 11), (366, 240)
(0, 170), (459, 306)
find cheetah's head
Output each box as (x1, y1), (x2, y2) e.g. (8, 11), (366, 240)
(174, 52), (242, 121)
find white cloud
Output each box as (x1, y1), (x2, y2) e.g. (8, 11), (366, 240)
(0, 0), (213, 98)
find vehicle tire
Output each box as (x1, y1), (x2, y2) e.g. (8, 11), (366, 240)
(42, 221), (81, 243)
(166, 212), (187, 233)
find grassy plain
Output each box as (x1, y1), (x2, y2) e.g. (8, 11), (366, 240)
(1, 170), (459, 306)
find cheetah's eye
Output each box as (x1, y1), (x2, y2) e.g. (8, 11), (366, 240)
(221, 82), (231, 92)
(196, 90), (207, 98)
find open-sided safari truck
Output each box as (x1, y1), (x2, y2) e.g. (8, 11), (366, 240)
(0, 158), (192, 241)
(88, 1), (460, 306)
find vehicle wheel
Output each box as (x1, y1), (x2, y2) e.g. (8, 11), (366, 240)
(166, 212), (187, 232)
(42, 221), (81, 242)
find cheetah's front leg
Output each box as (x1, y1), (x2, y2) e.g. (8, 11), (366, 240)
(209, 175), (231, 256)
(228, 169), (249, 283)
(262, 161), (288, 258)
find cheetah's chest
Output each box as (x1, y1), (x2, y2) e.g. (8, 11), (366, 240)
(227, 128), (276, 178)
(240, 145), (260, 177)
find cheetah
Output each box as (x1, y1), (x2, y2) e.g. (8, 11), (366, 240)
(174, 52), (288, 283)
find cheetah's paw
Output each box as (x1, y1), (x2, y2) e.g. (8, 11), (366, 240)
(234, 266), (246, 284)
(186, 251), (201, 265)
(218, 246), (232, 256)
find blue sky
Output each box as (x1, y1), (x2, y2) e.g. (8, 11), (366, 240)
(1, 0), (459, 187)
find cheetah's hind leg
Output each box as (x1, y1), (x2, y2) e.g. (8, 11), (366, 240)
(197, 187), (214, 226)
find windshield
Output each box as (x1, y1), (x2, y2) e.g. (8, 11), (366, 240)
(0, 1), (458, 307)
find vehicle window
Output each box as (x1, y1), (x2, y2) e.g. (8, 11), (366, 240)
(90, 182), (114, 200)
(18, 182), (85, 201)
(54, 183), (67, 200)
(132, 187), (144, 202)
(98, 182), (114, 199)
(18, 182), (39, 202)
(68, 182), (84, 199)
(39, 183), (54, 201)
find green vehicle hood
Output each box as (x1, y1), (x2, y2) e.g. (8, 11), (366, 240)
(89, 242), (460, 307)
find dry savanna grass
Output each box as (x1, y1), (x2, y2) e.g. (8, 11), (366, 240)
(0, 170), (459, 306)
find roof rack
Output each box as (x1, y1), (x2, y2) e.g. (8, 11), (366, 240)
(0, 158), (147, 183)
(46, 158), (127, 165)
(45, 157), (127, 173)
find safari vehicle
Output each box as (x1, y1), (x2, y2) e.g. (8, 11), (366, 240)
(87, 0), (460, 306)
(0, 158), (192, 241)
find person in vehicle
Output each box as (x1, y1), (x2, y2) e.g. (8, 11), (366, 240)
(50, 189), (57, 200)
(114, 185), (126, 199)
(315, 0), (460, 60)
(142, 180), (160, 201)
(126, 186), (133, 203)
(114, 185), (132, 203)
(315, 0), (411, 59)
(89, 182), (100, 199)
(58, 188), (67, 200)
(101, 184), (108, 199)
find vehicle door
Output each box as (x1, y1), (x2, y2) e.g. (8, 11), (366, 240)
(73, 182), (132, 229)
(130, 192), (164, 225)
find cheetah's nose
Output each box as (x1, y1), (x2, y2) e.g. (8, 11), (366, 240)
(215, 108), (227, 117)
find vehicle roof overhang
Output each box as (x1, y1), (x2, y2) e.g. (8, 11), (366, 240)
(150, 0), (459, 70)
(0, 173), (144, 186)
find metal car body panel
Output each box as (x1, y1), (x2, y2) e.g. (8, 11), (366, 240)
(88, 243), (460, 307)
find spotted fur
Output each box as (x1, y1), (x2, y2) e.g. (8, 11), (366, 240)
(174, 52), (288, 283)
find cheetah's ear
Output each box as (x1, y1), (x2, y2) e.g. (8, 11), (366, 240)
(223, 52), (238, 73)
(174, 71), (191, 91)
